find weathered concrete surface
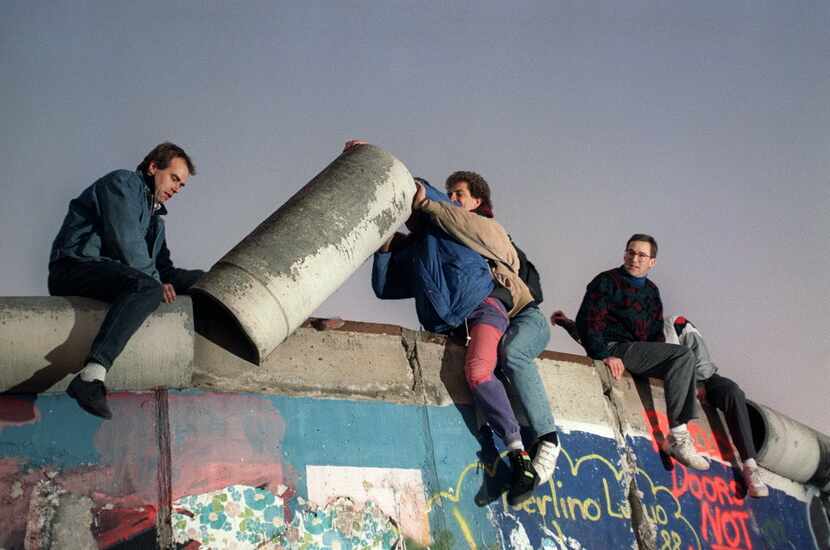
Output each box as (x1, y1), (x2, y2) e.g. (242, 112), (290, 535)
(192, 144), (416, 364)
(749, 401), (830, 487)
(50, 493), (97, 550)
(193, 322), (416, 403)
(0, 296), (194, 394)
(537, 354), (618, 433)
(412, 331), (471, 407)
(1, 318), (829, 549)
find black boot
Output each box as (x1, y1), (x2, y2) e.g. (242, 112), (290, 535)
(67, 375), (112, 419)
(507, 450), (538, 505)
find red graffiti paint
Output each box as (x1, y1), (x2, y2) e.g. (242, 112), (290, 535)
(641, 409), (734, 462)
(0, 395), (40, 427)
(640, 409), (758, 549)
(94, 506), (157, 549)
(669, 445), (754, 550)
(672, 465), (744, 507)
(700, 501), (752, 550)
(167, 393), (289, 499)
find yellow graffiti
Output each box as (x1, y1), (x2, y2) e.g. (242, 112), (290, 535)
(428, 447), (702, 550)
(452, 505), (477, 550)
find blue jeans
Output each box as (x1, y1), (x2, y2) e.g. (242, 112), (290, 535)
(48, 259), (201, 370)
(498, 305), (557, 438)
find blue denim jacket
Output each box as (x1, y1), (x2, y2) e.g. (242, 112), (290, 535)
(372, 181), (493, 334)
(50, 169), (170, 281)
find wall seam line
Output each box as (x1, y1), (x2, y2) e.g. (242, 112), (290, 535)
(156, 388), (173, 549)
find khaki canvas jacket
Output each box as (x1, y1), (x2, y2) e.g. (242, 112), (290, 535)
(416, 198), (534, 317)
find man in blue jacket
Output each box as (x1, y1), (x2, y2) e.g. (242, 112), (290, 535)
(372, 175), (544, 505)
(49, 142), (204, 419)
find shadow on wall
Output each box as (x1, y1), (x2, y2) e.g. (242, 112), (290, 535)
(634, 376), (674, 472)
(0, 297), (91, 424)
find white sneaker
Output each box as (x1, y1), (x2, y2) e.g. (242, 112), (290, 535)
(532, 440), (560, 485)
(742, 464), (769, 498)
(667, 431), (709, 470)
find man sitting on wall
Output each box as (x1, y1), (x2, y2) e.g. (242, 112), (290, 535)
(49, 142), (204, 419)
(552, 310), (768, 497)
(567, 234), (709, 470)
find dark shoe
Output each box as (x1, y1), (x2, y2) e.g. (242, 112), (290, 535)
(66, 375), (112, 419)
(507, 450), (538, 506)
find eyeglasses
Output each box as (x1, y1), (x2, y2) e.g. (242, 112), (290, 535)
(625, 249), (652, 260)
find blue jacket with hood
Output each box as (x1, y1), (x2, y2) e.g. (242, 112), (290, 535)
(371, 180), (494, 334)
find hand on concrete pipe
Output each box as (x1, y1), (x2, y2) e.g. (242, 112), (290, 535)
(162, 283), (177, 304)
(412, 181), (427, 209)
(343, 139), (368, 152)
(602, 356), (625, 380)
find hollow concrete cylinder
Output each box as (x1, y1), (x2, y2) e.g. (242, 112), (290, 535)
(0, 296), (195, 393)
(192, 144), (415, 364)
(747, 401), (830, 490)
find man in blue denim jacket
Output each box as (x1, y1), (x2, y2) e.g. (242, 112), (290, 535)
(49, 142), (204, 419)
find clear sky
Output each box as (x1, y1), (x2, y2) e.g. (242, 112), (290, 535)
(2, 2), (828, 433)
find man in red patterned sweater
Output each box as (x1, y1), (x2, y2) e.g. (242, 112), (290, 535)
(571, 234), (709, 470)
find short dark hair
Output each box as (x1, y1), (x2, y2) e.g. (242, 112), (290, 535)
(136, 142), (196, 176)
(445, 170), (494, 218)
(626, 233), (658, 258)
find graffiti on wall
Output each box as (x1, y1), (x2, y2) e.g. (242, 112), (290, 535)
(0, 391), (825, 550)
(428, 431), (700, 549)
(632, 408), (818, 550)
(424, 410), (822, 550)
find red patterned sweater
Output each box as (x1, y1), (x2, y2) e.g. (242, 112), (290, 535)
(575, 267), (665, 359)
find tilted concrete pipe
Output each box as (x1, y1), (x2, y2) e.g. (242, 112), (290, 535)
(0, 296), (195, 393)
(747, 401), (830, 491)
(191, 144), (415, 364)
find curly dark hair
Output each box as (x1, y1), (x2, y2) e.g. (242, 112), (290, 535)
(136, 142), (196, 176)
(444, 170), (493, 218)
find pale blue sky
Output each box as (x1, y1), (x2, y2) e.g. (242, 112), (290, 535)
(1, 1), (828, 433)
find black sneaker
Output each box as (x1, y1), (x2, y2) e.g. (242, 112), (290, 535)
(507, 450), (538, 506)
(66, 375), (112, 419)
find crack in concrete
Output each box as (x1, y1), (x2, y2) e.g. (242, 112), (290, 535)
(594, 361), (657, 550)
(402, 328), (454, 549)
(401, 328), (422, 395)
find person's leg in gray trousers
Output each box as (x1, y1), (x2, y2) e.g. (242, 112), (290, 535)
(704, 373), (757, 461)
(609, 342), (698, 427)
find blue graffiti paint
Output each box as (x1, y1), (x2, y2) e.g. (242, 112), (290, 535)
(0, 394), (106, 467)
(0, 390), (824, 550)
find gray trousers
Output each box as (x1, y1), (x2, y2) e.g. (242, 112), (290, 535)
(609, 342), (698, 427)
(703, 373), (757, 460)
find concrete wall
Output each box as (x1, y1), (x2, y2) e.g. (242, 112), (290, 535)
(1, 320), (829, 549)
(0, 296), (194, 394)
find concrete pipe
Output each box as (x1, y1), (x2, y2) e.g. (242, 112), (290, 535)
(0, 296), (195, 393)
(192, 144), (415, 364)
(747, 401), (830, 490)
